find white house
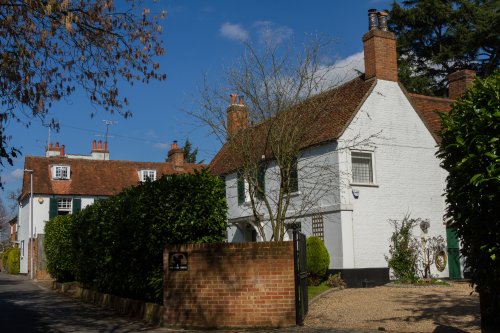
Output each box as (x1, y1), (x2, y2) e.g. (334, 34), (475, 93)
(210, 10), (474, 286)
(18, 140), (203, 277)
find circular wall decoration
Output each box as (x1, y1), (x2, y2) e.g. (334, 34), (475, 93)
(435, 250), (447, 272)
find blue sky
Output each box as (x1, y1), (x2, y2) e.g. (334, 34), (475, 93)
(1, 0), (393, 211)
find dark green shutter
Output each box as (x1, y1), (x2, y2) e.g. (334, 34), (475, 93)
(290, 158), (299, 193)
(446, 227), (461, 278)
(256, 164), (266, 200)
(49, 198), (58, 219)
(72, 198), (81, 214)
(237, 172), (245, 204)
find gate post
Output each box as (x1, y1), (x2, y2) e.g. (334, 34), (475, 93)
(293, 231), (308, 325)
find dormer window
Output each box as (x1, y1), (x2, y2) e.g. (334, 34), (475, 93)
(52, 165), (70, 180)
(140, 169), (156, 182)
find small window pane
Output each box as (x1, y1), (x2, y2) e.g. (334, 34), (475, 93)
(352, 152), (373, 183)
(141, 170), (156, 182)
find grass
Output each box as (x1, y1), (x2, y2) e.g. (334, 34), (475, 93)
(308, 281), (331, 301)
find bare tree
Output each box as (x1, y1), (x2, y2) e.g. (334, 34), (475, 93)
(0, 1), (166, 181)
(194, 37), (379, 241)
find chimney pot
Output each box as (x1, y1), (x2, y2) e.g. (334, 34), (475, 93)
(92, 140), (97, 150)
(168, 140), (184, 168)
(230, 93), (238, 105)
(104, 141), (108, 151)
(56, 142), (59, 148)
(98, 140), (102, 150)
(238, 96), (244, 105)
(49, 143), (53, 149)
(368, 9), (378, 30)
(377, 11), (389, 31)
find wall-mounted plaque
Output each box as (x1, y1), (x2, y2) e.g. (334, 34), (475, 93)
(169, 252), (188, 271)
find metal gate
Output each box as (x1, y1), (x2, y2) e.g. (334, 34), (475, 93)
(293, 230), (308, 325)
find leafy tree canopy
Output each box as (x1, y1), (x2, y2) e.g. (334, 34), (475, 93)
(0, 0), (166, 173)
(389, 0), (499, 96)
(437, 70), (500, 328)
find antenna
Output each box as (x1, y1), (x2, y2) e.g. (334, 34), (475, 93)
(47, 128), (51, 150)
(100, 120), (117, 160)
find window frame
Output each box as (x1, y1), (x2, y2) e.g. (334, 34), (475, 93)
(350, 150), (376, 185)
(51, 165), (70, 180)
(140, 169), (157, 182)
(57, 198), (72, 215)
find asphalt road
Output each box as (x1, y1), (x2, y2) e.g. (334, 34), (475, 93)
(0, 272), (163, 333)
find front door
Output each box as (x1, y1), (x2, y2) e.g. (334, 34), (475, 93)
(446, 227), (461, 279)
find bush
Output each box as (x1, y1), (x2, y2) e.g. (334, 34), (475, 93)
(7, 247), (20, 274)
(326, 273), (346, 289)
(306, 236), (330, 286)
(44, 215), (76, 282)
(72, 169), (227, 303)
(385, 216), (418, 283)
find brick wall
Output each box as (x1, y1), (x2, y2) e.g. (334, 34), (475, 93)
(163, 241), (296, 329)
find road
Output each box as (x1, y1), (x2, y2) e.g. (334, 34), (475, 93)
(0, 272), (164, 333)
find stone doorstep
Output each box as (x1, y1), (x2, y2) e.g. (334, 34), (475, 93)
(51, 282), (164, 326)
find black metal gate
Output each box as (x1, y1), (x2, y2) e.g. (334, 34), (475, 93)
(293, 230), (308, 325)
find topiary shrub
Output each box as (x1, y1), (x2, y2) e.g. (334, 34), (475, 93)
(306, 236), (330, 286)
(7, 247), (20, 274)
(45, 215), (76, 282)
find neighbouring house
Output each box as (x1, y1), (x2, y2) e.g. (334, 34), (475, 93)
(8, 216), (17, 244)
(210, 10), (474, 286)
(18, 140), (204, 277)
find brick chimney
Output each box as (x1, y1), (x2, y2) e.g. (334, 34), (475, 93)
(45, 142), (65, 157)
(227, 94), (248, 138)
(168, 140), (184, 168)
(448, 69), (476, 100)
(363, 10), (398, 82)
(91, 140), (110, 160)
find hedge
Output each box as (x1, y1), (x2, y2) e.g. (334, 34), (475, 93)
(45, 215), (76, 282)
(46, 169), (227, 304)
(7, 247), (20, 274)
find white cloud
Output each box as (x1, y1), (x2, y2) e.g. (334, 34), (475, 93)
(10, 168), (24, 179)
(316, 51), (365, 91)
(220, 22), (249, 42)
(153, 142), (170, 150)
(254, 21), (293, 45)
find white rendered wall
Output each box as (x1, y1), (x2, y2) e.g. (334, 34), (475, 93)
(338, 80), (448, 277)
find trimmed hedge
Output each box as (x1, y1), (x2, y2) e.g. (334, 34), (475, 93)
(45, 215), (76, 282)
(46, 169), (227, 304)
(7, 247), (20, 274)
(306, 236), (330, 286)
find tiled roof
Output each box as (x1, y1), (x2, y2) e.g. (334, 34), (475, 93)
(407, 93), (453, 142)
(210, 76), (377, 175)
(20, 156), (205, 200)
(210, 76), (455, 176)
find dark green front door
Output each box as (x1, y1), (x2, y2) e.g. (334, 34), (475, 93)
(446, 227), (461, 279)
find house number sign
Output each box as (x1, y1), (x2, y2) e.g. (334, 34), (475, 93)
(168, 252), (188, 271)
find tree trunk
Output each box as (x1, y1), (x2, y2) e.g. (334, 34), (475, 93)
(480, 290), (500, 332)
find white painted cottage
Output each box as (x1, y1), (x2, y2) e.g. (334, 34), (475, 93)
(210, 11), (474, 286)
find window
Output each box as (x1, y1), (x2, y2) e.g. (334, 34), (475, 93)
(140, 170), (157, 182)
(351, 151), (374, 184)
(51, 165), (70, 180)
(49, 198), (81, 219)
(57, 198), (72, 215)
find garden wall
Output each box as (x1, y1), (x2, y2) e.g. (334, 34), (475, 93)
(163, 241), (296, 329)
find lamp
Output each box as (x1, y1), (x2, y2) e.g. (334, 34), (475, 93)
(24, 169), (34, 279)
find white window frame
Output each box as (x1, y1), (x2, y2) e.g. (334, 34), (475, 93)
(140, 169), (157, 182)
(20, 240), (24, 259)
(351, 151), (376, 185)
(57, 198), (72, 214)
(51, 165), (70, 180)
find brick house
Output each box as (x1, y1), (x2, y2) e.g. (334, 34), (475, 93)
(211, 10), (474, 286)
(18, 140), (204, 277)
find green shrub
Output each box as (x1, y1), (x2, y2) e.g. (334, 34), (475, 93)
(7, 247), (20, 274)
(45, 215), (76, 282)
(72, 169), (227, 303)
(1, 247), (10, 269)
(385, 216), (418, 283)
(306, 236), (330, 286)
(326, 273), (346, 289)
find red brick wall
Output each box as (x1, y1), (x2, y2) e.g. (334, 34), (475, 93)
(448, 69), (476, 100)
(363, 29), (398, 82)
(163, 242), (296, 329)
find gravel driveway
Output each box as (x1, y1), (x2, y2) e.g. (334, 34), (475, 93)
(305, 281), (480, 332)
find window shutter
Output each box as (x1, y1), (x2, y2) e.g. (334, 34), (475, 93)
(72, 198), (81, 214)
(237, 172), (245, 204)
(256, 165), (266, 200)
(49, 198), (58, 219)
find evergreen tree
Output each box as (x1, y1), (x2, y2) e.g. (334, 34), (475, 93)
(183, 138), (200, 164)
(389, 0), (499, 96)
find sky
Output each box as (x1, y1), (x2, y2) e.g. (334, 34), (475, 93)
(0, 0), (394, 213)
